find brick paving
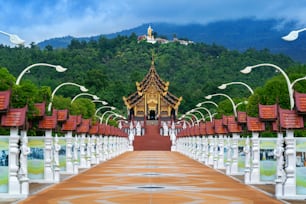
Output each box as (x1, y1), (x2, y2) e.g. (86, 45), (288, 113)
(16, 151), (287, 204)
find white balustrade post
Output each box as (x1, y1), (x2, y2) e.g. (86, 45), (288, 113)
(283, 130), (296, 197)
(19, 131), (30, 195)
(274, 132), (285, 198)
(65, 131), (73, 173)
(86, 136), (92, 168)
(72, 136), (79, 174)
(79, 134), (87, 168)
(44, 130), (53, 182)
(217, 134), (225, 169)
(250, 132), (260, 183)
(208, 135), (214, 165)
(9, 128), (21, 195)
(90, 136), (97, 164)
(230, 133), (240, 174)
(225, 136), (232, 175)
(213, 136), (218, 168)
(53, 135), (61, 182)
(244, 137), (251, 184)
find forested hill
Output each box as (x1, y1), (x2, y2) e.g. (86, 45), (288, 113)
(0, 34), (301, 113)
(37, 19), (306, 63)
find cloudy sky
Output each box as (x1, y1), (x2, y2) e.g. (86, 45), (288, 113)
(1, 0), (306, 46)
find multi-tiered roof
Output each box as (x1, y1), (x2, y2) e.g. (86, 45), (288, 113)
(123, 60), (182, 110)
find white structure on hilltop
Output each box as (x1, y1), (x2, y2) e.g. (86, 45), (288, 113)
(137, 25), (193, 45)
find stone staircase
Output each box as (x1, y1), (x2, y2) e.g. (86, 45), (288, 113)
(133, 121), (171, 151)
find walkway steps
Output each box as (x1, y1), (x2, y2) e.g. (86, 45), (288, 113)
(133, 124), (171, 150)
(19, 151), (283, 204)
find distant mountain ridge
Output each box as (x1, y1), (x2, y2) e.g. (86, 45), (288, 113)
(37, 18), (306, 63)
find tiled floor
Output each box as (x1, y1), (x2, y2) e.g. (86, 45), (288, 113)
(16, 151), (285, 204)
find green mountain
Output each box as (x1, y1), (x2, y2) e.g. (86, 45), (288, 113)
(37, 18), (306, 63)
(1, 33), (299, 115)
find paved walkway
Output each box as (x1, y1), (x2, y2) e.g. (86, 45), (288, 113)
(18, 151), (284, 204)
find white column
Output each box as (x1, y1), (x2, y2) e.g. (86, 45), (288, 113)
(86, 136), (91, 168)
(208, 135), (214, 165)
(90, 136), (97, 164)
(217, 134), (225, 169)
(53, 135), (61, 182)
(72, 136), (79, 174)
(213, 136), (218, 168)
(19, 130), (30, 195)
(79, 134), (87, 168)
(9, 128), (21, 195)
(230, 133), (240, 174)
(283, 130), (296, 197)
(65, 131), (73, 173)
(244, 137), (251, 184)
(250, 132), (260, 183)
(225, 136), (232, 175)
(274, 132), (285, 198)
(44, 130), (53, 182)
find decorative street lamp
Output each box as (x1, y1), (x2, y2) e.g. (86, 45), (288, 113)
(240, 63), (301, 110)
(189, 109), (205, 122)
(71, 93), (99, 104)
(235, 100), (248, 109)
(186, 111), (200, 126)
(218, 81), (254, 95)
(0, 30), (25, 45)
(205, 93), (237, 117)
(16, 63), (67, 85)
(179, 114), (195, 127)
(196, 101), (219, 108)
(99, 110), (118, 124)
(192, 107), (213, 122)
(106, 113), (125, 125)
(282, 28), (306, 41)
(48, 82), (88, 111)
(92, 100), (108, 105)
(95, 106), (116, 116)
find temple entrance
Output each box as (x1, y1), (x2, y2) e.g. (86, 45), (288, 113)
(149, 110), (156, 120)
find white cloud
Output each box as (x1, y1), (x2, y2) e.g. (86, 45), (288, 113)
(1, 0), (306, 45)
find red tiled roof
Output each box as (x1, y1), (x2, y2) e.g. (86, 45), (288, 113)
(0, 90), (11, 112)
(258, 104), (278, 121)
(227, 121), (242, 133)
(205, 121), (215, 135)
(247, 116), (265, 132)
(1, 106), (27, 127)
(214, 119), (228, 134)
(38, 115), (57, 129)
(294, 91), (306, 113)
(89, 124), (99, 135)
(77, 119), (91, 133)
(57, 109), (68, 122)
(61, 115), (77, 131)
(279, 108), (304, 129)
(237, 111), (247, 123)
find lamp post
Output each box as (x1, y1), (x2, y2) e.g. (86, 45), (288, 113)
(235, 100), (248, 109)
(71, 93), (99, 104)
(92, 100), (108, 105)
(16, 63), (67, 85)
(186, 111), (200, 126)
(205, 93), (237, 117)
(282, 28), (306, 41)
(99, 110), (118, 124)
(241, 63), (295, 110)
(95, 106), (116, 116)
(196, 101), (219, 108)
(218, 81), (254, 95)
(189, 109), (205, 122)
(179, 115), (195, 126)
(106, 114), (125, 125)
(0, 30), (25, 45)
(192, 107), (213, 121)
(48, 82), (88, 111)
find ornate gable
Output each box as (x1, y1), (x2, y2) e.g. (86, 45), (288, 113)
(123, 59), (182, 119)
